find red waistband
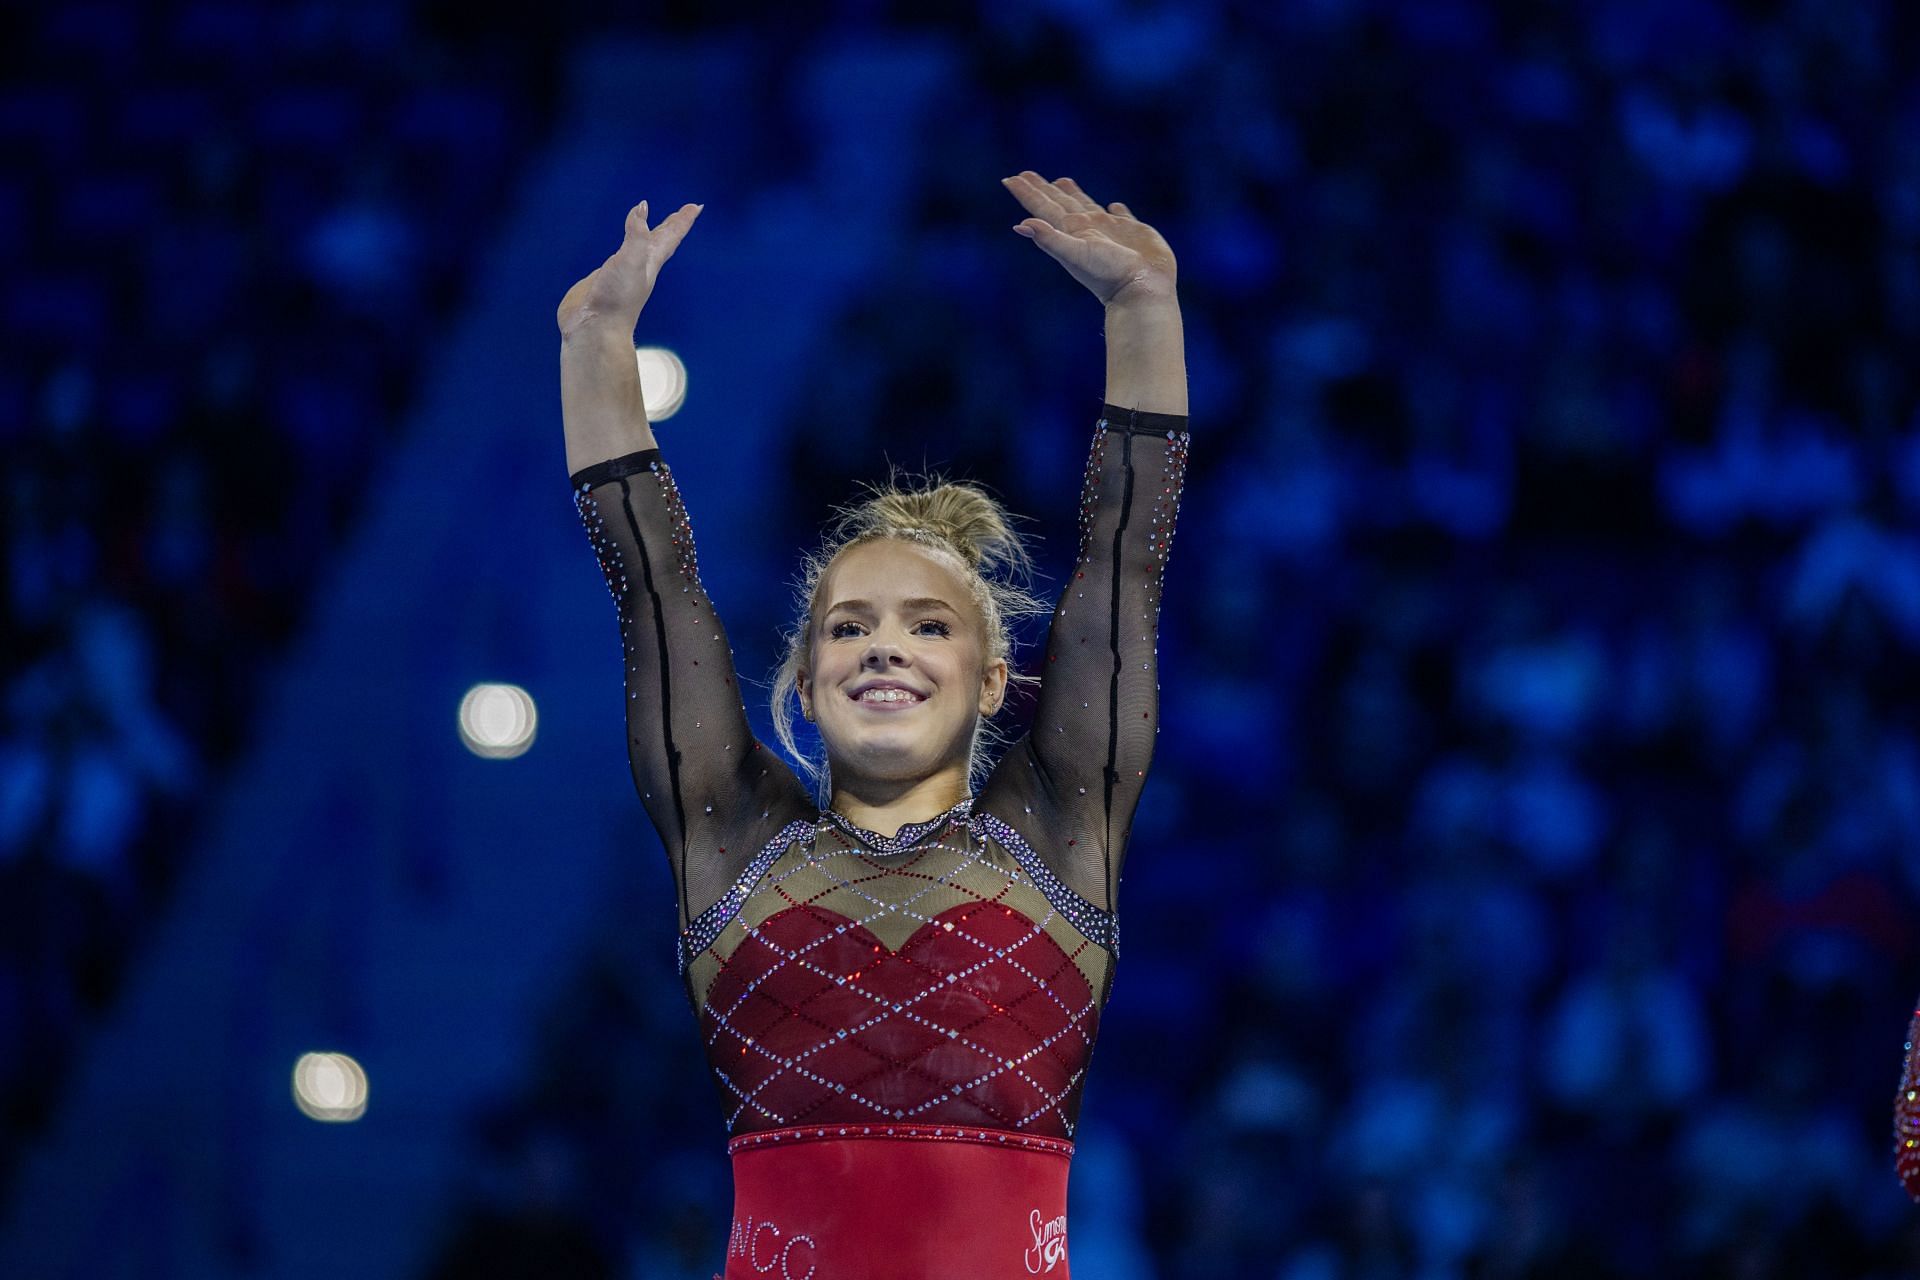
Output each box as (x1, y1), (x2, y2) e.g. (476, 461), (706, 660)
(726, 1122), (1075, 1158)
(718, 1125), (1074, 1279)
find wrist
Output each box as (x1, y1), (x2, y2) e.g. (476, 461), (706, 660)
(1104, 280), (1179, 314)
(1102, 286), (1187, 417)
(560, 311), (640, 349)
(1102, 290), (1185, 347)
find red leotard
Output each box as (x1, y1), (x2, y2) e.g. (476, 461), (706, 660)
(571, 404), (1189, 1278)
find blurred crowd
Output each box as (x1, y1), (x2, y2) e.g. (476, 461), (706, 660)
(0, 0), (547, 1202)
(10, 0), (1920, 1276)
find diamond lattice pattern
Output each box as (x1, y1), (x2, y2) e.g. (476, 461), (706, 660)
(689, 816), (1110, 1140)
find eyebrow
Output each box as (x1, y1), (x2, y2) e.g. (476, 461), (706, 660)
(823, 597), (959, 616)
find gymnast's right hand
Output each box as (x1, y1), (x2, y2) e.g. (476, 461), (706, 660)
(556, 199), (703, 338)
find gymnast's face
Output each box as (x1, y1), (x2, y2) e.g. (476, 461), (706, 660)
(799, 539), (1007, 789)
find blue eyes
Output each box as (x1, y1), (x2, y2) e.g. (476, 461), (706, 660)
(829, 620), (951, 639)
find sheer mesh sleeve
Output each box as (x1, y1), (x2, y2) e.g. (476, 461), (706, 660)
(571, 449), (813, 930)
(979, 404), (1191, 918)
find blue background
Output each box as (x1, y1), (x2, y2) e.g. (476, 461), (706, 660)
(4, 1), (1919, 1276)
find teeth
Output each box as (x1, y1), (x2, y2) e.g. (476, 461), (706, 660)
(857, 688), (920, 702)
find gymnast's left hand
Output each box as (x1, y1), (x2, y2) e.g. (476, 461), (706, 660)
(1001, 171), (1177, 309)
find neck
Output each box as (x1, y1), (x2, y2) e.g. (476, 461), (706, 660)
(827, 764), (972, 839)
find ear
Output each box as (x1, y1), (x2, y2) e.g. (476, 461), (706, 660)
(797, 668), (813, 721)
(979, 656), (1009, 716)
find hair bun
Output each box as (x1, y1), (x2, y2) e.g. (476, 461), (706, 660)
(840, 475), (1026, 578)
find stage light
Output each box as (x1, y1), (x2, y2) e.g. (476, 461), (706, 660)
(636, 345), (688, 420)
(459, 682), (537, 759)
(292, 1051), (368, 1122)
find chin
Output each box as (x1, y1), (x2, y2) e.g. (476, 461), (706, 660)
(832, 730), (958, 776)
(844, 736), (936, 770)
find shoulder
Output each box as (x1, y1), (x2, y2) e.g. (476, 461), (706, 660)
(966, 808), (1118, 955)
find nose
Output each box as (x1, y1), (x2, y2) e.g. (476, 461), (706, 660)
(862, 638), (908, 668)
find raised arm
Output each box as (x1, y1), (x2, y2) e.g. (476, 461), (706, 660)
(980, 173), (1191, 913)
(560, 199), (811, 930)
(559, 199), (693, 474)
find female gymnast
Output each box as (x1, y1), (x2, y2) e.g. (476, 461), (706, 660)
(558, 171), (1188, 1279)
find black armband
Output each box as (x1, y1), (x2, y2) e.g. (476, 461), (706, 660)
(1099, 403), (1189, 435)
(570, 448), (663, 491)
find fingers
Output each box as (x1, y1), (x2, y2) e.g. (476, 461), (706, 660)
(1052, 176), (1106, 217)
(1013, 216), (1078, 260)
(654, 203), (703, 258)
(621, 200), (703, 253)
(1004, 170), (1120, 225)
(1002, 171), (1075, 229)
(655, 202), (698, 233)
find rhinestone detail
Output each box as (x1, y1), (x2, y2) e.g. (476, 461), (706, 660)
(727, 1122), (1073, 1159)
(1895, 1001), (1920, 1199)
(680, 818), (818, 971)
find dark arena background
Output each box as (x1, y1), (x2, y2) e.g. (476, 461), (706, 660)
(6, 1), (1920, 1276)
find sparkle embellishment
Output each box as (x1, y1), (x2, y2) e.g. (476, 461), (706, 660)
(680, 818), (818, 972)
(727, 1122), (1073, 1159)
(822, 796), (974, 856)
(681, 801), (1116, 1144)
(1895, 1001), (1920, 1200)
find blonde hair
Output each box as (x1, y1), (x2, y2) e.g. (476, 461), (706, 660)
(770, 466), (1051, 805)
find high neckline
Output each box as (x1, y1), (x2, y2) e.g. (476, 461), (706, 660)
(821, 795), (975, 854)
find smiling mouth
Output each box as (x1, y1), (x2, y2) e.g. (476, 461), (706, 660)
(850, 689), (927, 706)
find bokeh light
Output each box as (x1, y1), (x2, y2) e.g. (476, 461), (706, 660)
(291, 1052), (368, 1123)
(636, 345), (688, 420)
(459, 682), (537, 759)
